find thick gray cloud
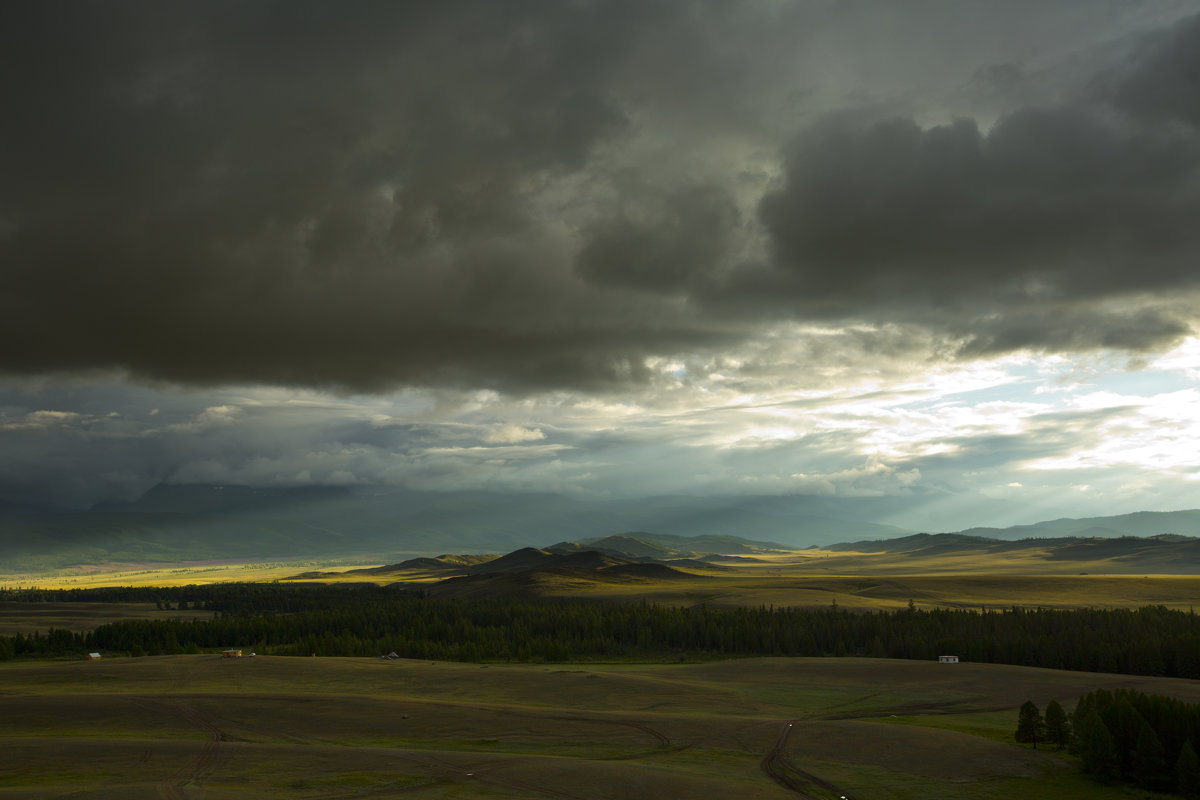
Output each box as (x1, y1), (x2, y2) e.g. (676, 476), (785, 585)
(754, 14), (1200, 353)
(576, 183), (741, 292)
(0, 1), (682, 391)
(2, 2), (1198, 395)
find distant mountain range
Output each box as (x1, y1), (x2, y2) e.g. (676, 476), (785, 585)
(822, 529), (1200, 572)
(289, 527), (1200, 598)
(947, 510), (1200, 541)
(1, 481), (1199, 572)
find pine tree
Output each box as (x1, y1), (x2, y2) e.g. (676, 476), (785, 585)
(1044, 699), (1070, 750)
(1076, 709), (1120, 784)
(1016, 701), (1047, 749)
(1132, 719), (1169, 791)
(1179, 740), (1200, 800)
(1108, 696), (1144, 779)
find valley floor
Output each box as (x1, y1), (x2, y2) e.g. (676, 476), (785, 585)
(1, 654), (1192, 799)
(11, 560), (1200, 613)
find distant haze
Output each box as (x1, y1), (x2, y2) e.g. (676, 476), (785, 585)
(4, 482), (1200, 572)
(2, 2), (1200, 536)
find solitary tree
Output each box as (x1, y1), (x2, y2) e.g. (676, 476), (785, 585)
(1044, 699), (1070, 750)
(1016, 701), (1047, 749)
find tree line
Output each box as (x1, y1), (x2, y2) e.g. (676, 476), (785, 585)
(1017, 689), (1200, 798)
(5, 584), (1200, 674)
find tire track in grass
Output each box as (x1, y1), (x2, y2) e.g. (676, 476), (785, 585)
(129, 697), (228, 799)
(761, 720), (854, 800)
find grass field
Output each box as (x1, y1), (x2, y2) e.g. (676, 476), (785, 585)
(0, 559), (378, 590)
(10, 552), (1200, 612)
(509, 571), (1200, 610)
(0, 601), (213, 636)
(0, 653), (1193, 799)
(5, 546), (1197, 797)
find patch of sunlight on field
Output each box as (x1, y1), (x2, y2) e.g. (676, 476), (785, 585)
(14, 548), (1200, 613)
(428, 568), (1200, 610)
(0, 559), (393, 590)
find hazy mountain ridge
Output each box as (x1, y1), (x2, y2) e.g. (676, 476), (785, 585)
(951, 509), (1200, 541)
(2, 481), (1199, 572)
(2, 484), (912, 570)
(822, 530), (1200, 572)
(833, 510), (1200, 554)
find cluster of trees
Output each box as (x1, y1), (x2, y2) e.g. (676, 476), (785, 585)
(1015, 699), (1071, 749)
(6, 585), (1200, 678)
(1074, 688), (1200, 796)
(1017, 690), (1200, 797)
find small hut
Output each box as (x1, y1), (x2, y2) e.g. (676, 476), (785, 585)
(222, 649), (243, 658)
(87, 652), (102, 660)
(938, 655), (959, 664)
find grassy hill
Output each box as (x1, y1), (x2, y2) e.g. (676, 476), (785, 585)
(3, 653), (1198, 799)
(822, 531), (1200, 573)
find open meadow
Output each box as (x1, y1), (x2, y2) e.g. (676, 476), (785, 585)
(2, 653), (1195, 799)
(493, 570), (1200, 611)
(6, 541), (1200, 797)
(0, 601), (213, 637)
(11, 540), (1200, 612)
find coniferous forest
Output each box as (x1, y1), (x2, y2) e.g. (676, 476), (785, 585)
(3, 583), (1200, 678)
(1072, 688), (1200, 797)
(1014, 690), (1200, 796)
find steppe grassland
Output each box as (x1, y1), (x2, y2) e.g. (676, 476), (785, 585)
(10, 555), (1200, 613)
(0, 600), (213, 635)
(0, 559), (387, 590)
(544, 572), (1200, 610)
(3, 655), (1199, 799)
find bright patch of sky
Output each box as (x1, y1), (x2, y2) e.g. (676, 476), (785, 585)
(0, 338), (1197, 530)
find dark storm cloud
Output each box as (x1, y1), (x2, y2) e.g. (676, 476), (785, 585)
(0, 0), (704, 392)
(761, 110), (1198, 296)
(1104, 12), (1200, 128)
(2, 2), (1199, 395)
(754, 11), (1200, 353)
(576, 183), (741, 293)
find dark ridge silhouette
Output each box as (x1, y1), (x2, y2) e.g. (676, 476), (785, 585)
(597, 562), (704, 581)
(356, 553), (497, 574)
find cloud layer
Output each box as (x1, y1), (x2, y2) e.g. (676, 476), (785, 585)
(3, 3), (1200, 530)
(3, 3), (1199, 394)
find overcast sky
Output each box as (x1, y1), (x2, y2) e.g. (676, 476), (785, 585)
(2, 1), (1199, 531)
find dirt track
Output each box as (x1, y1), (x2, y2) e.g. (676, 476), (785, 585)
(127, 697), (228, 799)
(761, 720), (854, 799)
